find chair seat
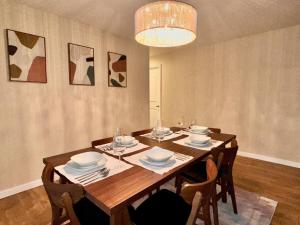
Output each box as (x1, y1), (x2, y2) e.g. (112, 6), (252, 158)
(74, 197), (109, 225)
(130, 189), (192, 225)
(182, 161), (207, 182)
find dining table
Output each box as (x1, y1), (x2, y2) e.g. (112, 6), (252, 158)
(43, 127), (236, 225)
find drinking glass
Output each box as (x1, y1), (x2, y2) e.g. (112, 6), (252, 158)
(190, 119), (197, 129)
(156, 130), (165, 143)
(113, 145), (126, 167)
(177, 116), (185, 134)
(156, 119), (162, 129)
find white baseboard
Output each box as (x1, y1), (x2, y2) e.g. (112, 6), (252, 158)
(238, 151), (300, 168)
(0, 179), (42, 199)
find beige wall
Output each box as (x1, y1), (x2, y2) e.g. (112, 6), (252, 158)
(0, 0), (149, 190)
(151, 25), (300, 163)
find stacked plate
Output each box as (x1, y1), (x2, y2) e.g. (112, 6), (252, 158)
(64, 152), (107, 175)
(115, 136), (139, 147)
(189, 125), (209, 135)
(140, 147), (175, 167)
(185, 135), (212, 147)
(152, 127), (173, 136)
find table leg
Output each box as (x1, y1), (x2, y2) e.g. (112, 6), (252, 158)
(110, 208), (131, 225)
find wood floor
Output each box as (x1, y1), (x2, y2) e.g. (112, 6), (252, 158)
(0, 156), (299, 225)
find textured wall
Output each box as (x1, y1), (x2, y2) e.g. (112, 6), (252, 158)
(0, 0), (149, 190)
(151, 25), (300, 163)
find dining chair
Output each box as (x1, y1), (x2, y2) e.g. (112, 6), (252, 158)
(91, 137), (113, 148)
(42, 163), (109, 225)
(131, 128), (153, 137)
(209, 128), (221, 134)
(128, 159), (218, 225)
(177, 139), (239, 214)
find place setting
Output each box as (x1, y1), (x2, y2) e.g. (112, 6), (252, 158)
(123, 146), (193, 175)
(141, 120), (183, 141)
(55, 151), (133, 186)
(173, 132), (224, 150)
(181, 125), (212, 135)
(95, 128), (149, 156)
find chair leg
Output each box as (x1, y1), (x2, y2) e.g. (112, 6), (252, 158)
(175, 176), (183, 194)
(202, 204), (212, 225)
(228, 175), (238, 214)
(220, 177), (227, 203)
(211, 185), (219, 225)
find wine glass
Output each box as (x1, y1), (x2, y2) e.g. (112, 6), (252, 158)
(112, 128), (120, 148)
(113, 145), (126, 168)
(156, 131), (164, 143)
(177, 116), (184, 134)
(190, 119), (197, 129)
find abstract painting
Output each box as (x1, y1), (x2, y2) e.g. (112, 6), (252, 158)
(108, 52), (127, 87)
(6, 29), (47, 83)
(68, 43), (94, 86)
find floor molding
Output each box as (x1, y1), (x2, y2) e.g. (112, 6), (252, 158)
(238, 151), (300, 168)
(0, 179), (42, 199)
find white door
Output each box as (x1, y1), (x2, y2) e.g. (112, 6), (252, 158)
(149, 66), (161, 127)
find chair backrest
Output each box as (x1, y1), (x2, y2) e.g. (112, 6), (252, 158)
(180, 159), (218, 206)
(185, 192), (202, 225)
(91, 137), (113, 148)
(209, 128), (221, 134)
(210, 139), (238, 173)
(131, 128), (153, 137)
(42, 163), (84, 225)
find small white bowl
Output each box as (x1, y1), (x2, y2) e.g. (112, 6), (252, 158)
(116, 136), (135, 145)
(190, 135), (211, 144)
(71, 152), (103, 167)
(156, 127), (170, 134)
(146, 147), (174, 162)
(190, 125), (208, 132)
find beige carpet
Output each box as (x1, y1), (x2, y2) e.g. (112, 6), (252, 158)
(133, 180), (277, 225)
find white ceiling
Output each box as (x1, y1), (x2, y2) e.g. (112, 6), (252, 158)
(15, 0), (300, 56)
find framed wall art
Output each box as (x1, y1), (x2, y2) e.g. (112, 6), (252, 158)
(108, 51), (127, 88)
(6, 29), (47, 83)
(68, 43), (95, 86)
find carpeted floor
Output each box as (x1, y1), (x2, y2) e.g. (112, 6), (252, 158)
(133, 180), (277, 225)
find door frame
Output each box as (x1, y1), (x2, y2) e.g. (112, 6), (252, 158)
(149, 64), (162, 126)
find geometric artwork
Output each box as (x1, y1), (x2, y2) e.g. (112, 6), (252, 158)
(108, 52), (127, 87)
(68, 43), (95, 86)
(6, 29), (47, 83)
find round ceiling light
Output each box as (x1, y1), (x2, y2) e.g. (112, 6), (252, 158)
(135, 1), (197, 48)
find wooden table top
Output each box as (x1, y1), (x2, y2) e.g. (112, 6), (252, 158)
(43, 128), (236, 216)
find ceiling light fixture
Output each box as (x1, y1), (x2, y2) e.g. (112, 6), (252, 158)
(135, 1), (197, 47)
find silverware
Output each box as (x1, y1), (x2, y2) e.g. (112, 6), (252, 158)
(75, 167), (107, 180)
(82, 169), (110, 185)
(99, 144), (112, 151)
(77, 168), (109, 182)
(175, 153), (190, 160)
(175, 156), (185, 161)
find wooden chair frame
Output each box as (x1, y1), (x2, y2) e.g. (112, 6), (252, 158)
(42, 163), (84, 225)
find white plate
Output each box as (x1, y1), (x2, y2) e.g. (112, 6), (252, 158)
(116, 139), (139, 147)
(190, 135), (211, 144)
(189, 129), (209, 135)
(71, 152), (104, 167)
(157, 127), (171, 134)
(140, 156), (176, 167)
(151, 130), (173, 137)
(146, 147), (174, 162)
(116, 136), (135, 145)
(185, 139), (212, 147)
(64, 158), (107, 175)
(190, 125), (208, 132)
